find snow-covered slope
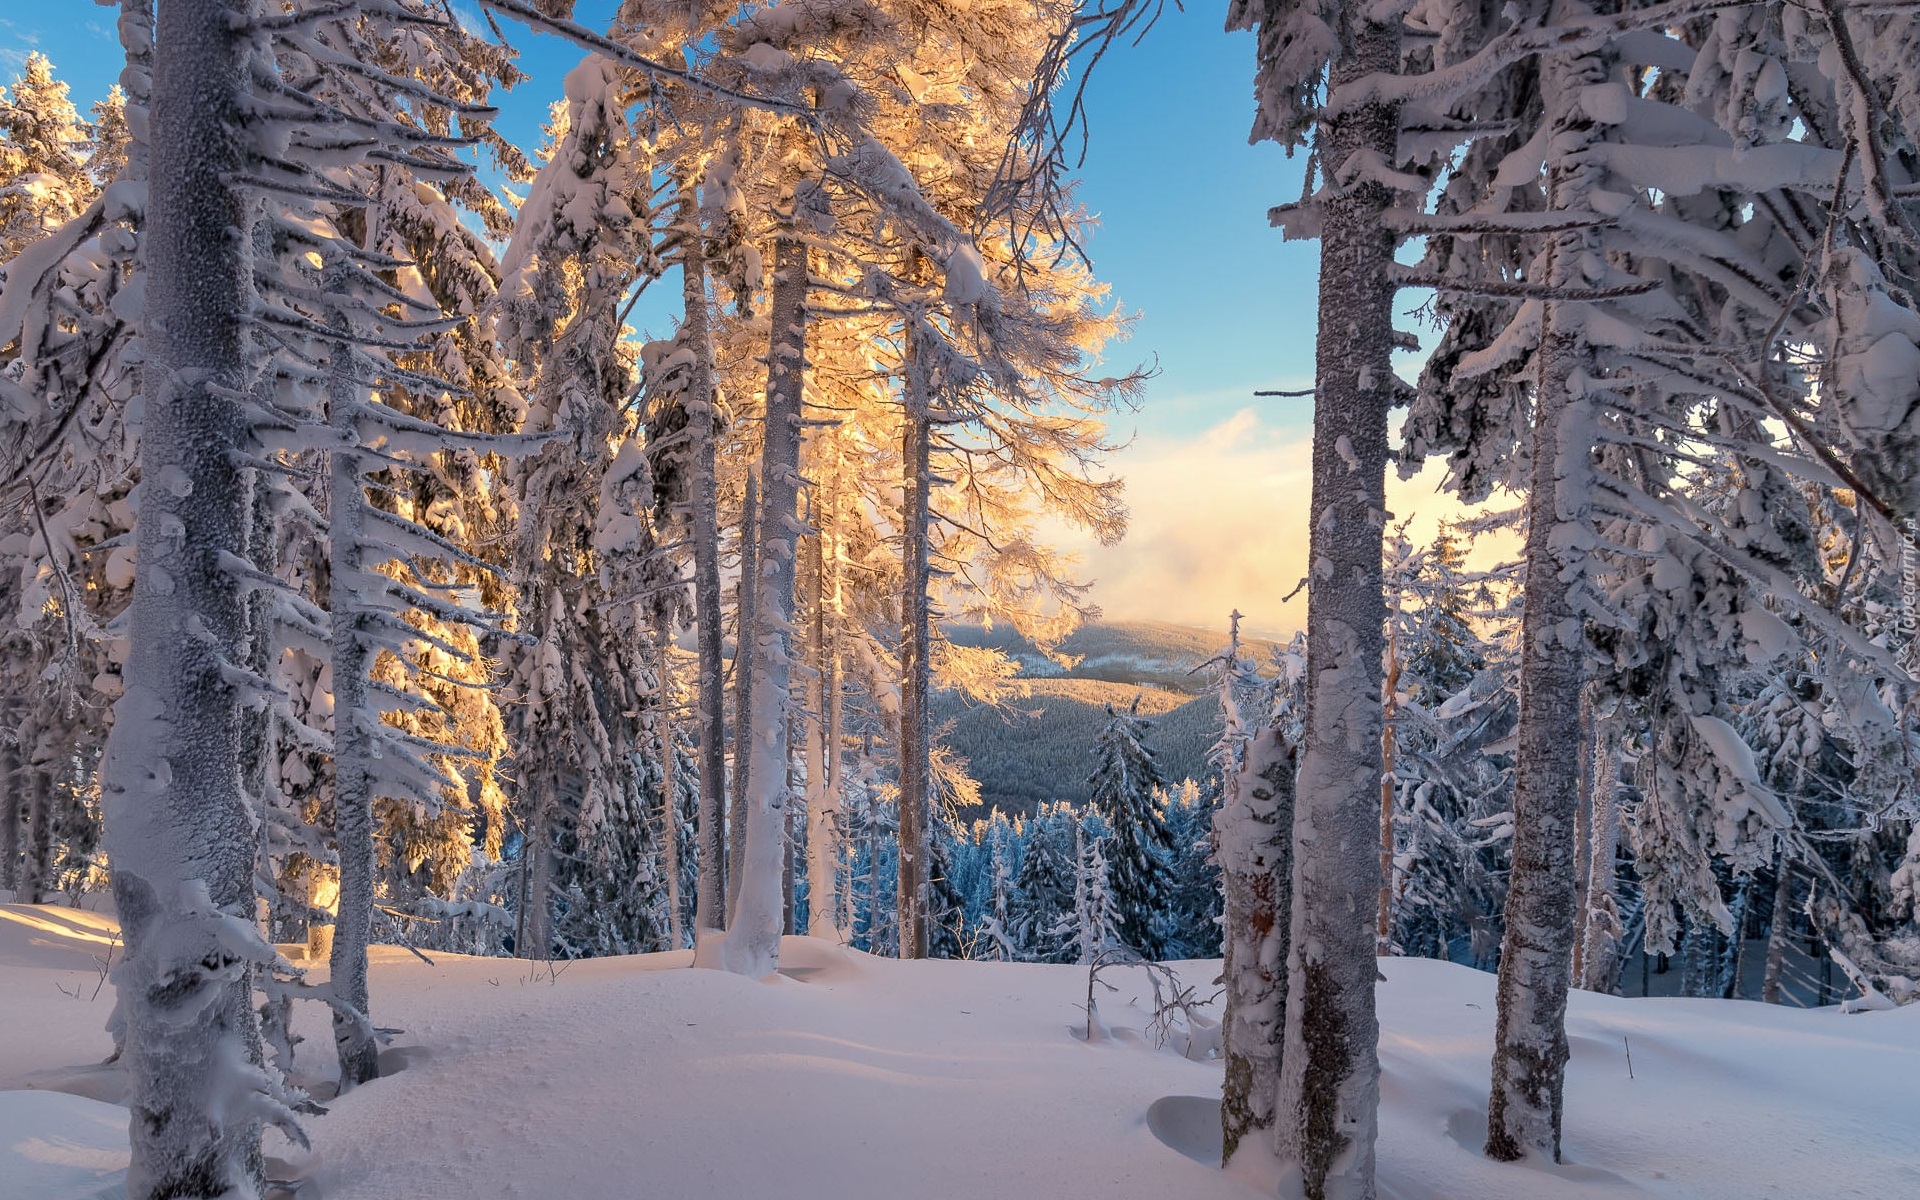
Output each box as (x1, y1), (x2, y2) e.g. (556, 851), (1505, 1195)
(4, 903), (1916, 1200)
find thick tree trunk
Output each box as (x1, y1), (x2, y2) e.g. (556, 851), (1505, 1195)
(100, 0), (271, 1191)
(897, 327), (933, 960)
(728, 468), (758, 919)
(1483, 330), (1587, 1152)
(327, 279), (381, 1090)
(681, 198), (729, 937)
(703, 207), (810, 977)
(1272, 16), (1400, 1200)
(523, 771), (555, 957)
(1484, 40), (1606, 1165)
(1219, 726), (1296, 1167)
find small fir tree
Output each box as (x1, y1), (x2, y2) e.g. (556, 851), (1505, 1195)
(1086, 696), (1174, 958)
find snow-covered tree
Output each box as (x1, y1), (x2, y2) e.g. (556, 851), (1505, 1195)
(1085, 696), (1173, 957)
(1214, 625), (1303, 1167)
(96, 1), (300, 1192)
(0, 53), (93, 265)
(1056, 812), (1120, 967)
(1008, 801), (1077, 963)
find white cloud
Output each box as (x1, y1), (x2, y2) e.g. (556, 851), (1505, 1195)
(1051, 407), (1517, 637)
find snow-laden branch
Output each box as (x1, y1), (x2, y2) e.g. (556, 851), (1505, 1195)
(475, 0), (818, 119)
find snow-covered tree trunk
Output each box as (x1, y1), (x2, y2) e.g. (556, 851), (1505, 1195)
(1273, 16), (1401, 1200)
(829, 621), (849, 936)
(100, 0), (279, 1192)
(805, 523), (843, 941)
(1219, 725), (1295, 1167)
(897, 325), (933, 959)
(325, 274), (381, 1091)
(237, 400), (279, 944)
(1484, 40), (1605, 1164)
(681, 194), (729, 937)
(1378, 622), (1401, 954)
(703, 205), (811, 977)
(1576, 720), (1621, 993)
(728, 468), (758, 918)
(656, 615), (685, 950)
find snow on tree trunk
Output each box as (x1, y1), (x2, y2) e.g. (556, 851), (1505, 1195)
(100, 0), (282, 1193)
(1484, 41), (1605, 1164)
(1219, 725), (1296, 1167)
(1378, 620), (1401, 955)
(682, 196), (730, 937)
(702, 207), (811, 977)
(728, 468), (758, 921)
(805, 522), (843, 941)
(656, 616), (685, 950)
(897, 325), (933, 960)
(326, 272), (381, 1091)
(1272, 17), (1401, 1200)
(1577, 721), (1621, 993)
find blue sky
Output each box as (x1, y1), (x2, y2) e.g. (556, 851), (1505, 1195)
(4, 6), (1478, 635)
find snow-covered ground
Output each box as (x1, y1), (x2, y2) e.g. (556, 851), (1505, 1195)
(5, 901), (1917, 1200)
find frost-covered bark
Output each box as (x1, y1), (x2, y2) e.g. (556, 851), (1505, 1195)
(100, 1), (284, 1194)
(1576, 719), (1622, 993)
(804, 521), (843, 942)
(728, 468), (758, 919)
(1378, 620), (1401, 954)
(1485, 301), (1591, 1158)
(898, 327), (933, 960)
(701, 204), (812, 977)
(655, 617), (685, 949)
(1271, 14), (1402, 1198)
(1219, 722), (1296, 1168)
(1485, 33), (1607, 1161)
(324, 272), (380, 1089)
(681, 192), (730, 938)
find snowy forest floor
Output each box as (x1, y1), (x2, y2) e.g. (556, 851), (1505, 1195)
(4, 903), (1917, 1200)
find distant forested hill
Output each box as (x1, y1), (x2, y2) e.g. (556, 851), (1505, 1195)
(944, 618), (1282, 696)
(936, 620), (1266, 817)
